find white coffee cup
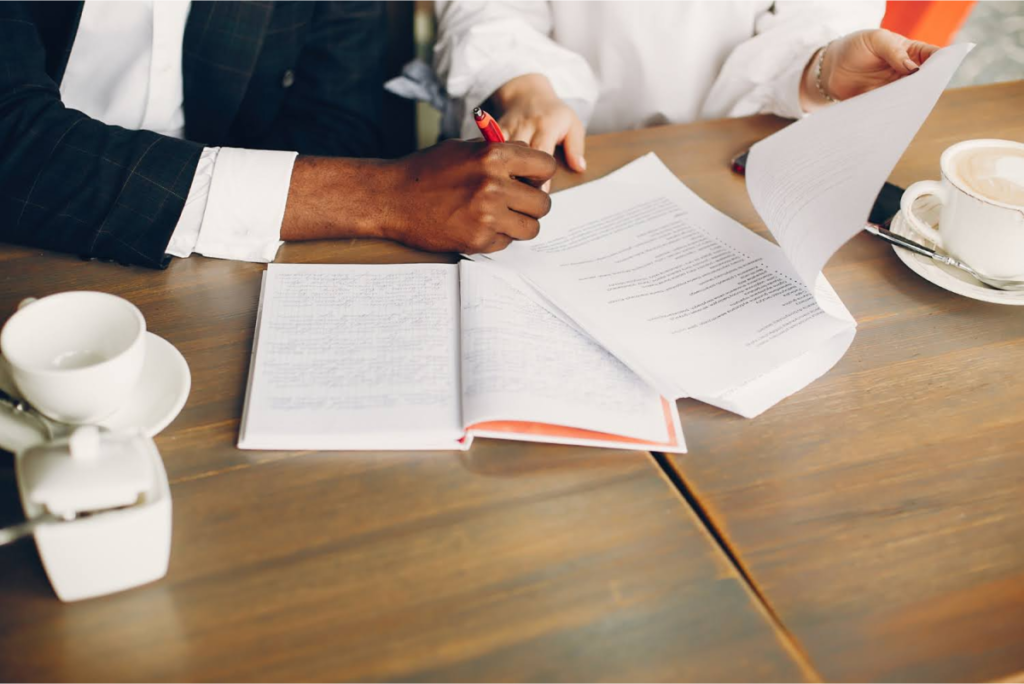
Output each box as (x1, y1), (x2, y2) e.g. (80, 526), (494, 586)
(900, 139), (1024, 282)
(0, 292), (146, 424)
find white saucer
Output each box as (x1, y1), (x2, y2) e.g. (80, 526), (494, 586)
(889, 199), (1024, 306)
(97, 333), (191, 437)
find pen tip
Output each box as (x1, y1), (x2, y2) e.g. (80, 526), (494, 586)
(472, 107), (484, 120)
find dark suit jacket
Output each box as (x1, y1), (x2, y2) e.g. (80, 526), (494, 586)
(0, 1), (386, 268)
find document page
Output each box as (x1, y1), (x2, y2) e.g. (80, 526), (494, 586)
(458, 260), (672, 443)
(239, 264), (464, 450)
(747, 43), (973, 286)
(484, 154), (855, 409)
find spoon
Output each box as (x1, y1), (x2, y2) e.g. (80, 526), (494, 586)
(864, 224), (1024, 291)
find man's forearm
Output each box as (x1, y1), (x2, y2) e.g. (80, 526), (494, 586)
(280, 139), (557, 255)
(281, 156), (399, 242)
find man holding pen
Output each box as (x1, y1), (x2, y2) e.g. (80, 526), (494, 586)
(0, 1), (555, 268)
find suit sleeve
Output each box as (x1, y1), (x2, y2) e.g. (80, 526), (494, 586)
(245, 1), (387, 159)
(0, 3), (204, 268)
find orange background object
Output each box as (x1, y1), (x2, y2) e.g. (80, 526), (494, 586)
(882, 1), (977, 47)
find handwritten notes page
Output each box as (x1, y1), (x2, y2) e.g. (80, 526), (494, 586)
(458, 260), (683, 450)
(239, 262), (683, 452)
(239, 264), (464, 450)
(483, 154), (856, 416)
(747, 43), (973, 286)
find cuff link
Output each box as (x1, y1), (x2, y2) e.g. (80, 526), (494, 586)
(282, 69), (295, 88)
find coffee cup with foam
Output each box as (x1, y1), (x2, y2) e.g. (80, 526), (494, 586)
(900, 139), (1024, 282)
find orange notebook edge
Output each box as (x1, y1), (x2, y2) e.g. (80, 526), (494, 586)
(464, 397), (686, 453)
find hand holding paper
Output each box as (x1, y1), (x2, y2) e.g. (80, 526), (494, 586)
(748, 43), (974, 286)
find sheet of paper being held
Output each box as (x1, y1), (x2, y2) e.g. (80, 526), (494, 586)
(746, 43), (974, 286)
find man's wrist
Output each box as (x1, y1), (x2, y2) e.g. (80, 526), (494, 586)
(282, 156), (401, 242)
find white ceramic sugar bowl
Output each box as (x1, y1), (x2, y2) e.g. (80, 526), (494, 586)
(13, 426), (172, 602)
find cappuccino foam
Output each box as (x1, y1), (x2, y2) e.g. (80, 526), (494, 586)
(949, 145), (1024, 206)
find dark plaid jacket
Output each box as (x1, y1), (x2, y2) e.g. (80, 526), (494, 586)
(0, 1), (385, 268)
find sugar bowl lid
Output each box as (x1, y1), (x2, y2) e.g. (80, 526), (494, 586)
(18, 426), (156, 517)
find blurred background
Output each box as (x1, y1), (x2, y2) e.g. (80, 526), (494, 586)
(384, 1), (1024, 152)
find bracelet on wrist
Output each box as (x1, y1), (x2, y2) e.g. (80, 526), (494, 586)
(815, 42), (840, 104)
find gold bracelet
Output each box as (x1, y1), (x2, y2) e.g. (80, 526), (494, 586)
(815, 42), (840, 104)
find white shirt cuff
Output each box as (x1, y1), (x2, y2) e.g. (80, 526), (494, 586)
(165, 146), (217, 258)
(166, 147), (297, 263)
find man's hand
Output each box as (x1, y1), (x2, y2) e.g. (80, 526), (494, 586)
(800, 29), (940, 111)
(281, 140), (557, 254)
(490, 73), (587, 179)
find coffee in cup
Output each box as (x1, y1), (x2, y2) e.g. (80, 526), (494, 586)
(0, 292), (146, 424)
(948, 143), (1024, 207)
(901, 139), (1024, 282)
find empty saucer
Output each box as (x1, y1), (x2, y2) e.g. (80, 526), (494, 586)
(98, 333), (191, 437)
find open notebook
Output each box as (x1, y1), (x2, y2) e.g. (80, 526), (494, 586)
(238, 261), (684, 452)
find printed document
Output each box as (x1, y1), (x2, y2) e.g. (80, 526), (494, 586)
(481, 154), (856, 415)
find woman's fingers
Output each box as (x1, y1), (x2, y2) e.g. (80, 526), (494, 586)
(495, 101), (588, 191)
(531, 125), (561, 157)
(502, 117), (535, 146)
(871, 30), (919, 75)
(563, 118), (587, 173)
(907, 40), (940, 66)
(529, 126), (562, 192)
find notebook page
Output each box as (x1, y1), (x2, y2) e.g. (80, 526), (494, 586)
(458, 260), (671, 443)
(238, 264), (463, 450)
(484, 154), (855, 407)
(747, 43), (973, 286)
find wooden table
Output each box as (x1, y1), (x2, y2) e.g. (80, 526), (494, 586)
(653, 81), (1024, 683)
(0, 175), (805, 678)
(1, 81), (1022, 682)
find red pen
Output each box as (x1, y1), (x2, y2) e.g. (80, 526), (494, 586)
(473, 107), (505, 143)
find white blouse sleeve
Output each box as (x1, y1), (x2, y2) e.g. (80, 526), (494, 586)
(701, 1), (886, 121)
(433, 0), (599, 139)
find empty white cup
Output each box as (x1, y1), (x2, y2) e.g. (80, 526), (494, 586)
(0, 292), (146, 424)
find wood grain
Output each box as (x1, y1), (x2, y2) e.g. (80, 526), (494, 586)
(0, 201), (806, 677)
(3, 78), (1020, 682)
(0, 445), (810, 682)
(651, 81), (1024, 682)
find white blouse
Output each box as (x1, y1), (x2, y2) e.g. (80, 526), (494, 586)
(434, 1), (885, 139)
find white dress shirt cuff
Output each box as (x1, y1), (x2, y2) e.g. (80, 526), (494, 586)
(166, 147), (297, 263)
(165, 146), (217, 258)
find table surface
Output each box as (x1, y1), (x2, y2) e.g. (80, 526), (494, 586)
(655, 81), (1024, 683)
(0, 121), (811, 683)
(1, 80), (1022, 682)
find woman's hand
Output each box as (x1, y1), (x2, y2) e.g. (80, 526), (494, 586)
(801, 29), (940, 111)
(489, 73), (587, 184)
